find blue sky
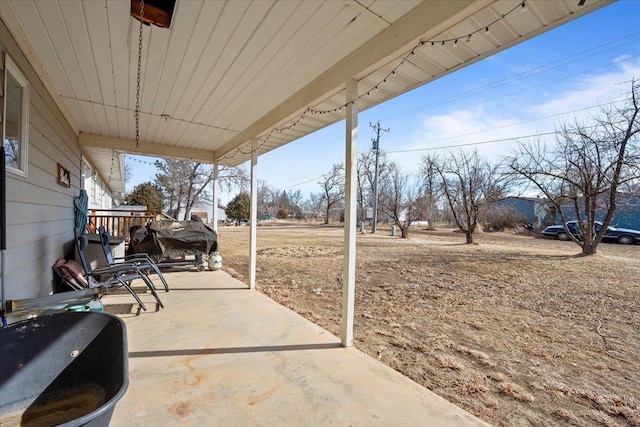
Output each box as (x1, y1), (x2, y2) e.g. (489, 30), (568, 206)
(127, 0), (640, 204)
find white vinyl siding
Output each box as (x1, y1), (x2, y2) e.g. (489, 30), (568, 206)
(1, 19), (79, 301)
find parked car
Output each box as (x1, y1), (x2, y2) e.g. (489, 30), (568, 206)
(541, 221), (640, 244)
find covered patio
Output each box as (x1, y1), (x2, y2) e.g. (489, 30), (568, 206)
(0, 1), (615, 424)
(105, 269), (487, 426)
(1, 0), (613, 344)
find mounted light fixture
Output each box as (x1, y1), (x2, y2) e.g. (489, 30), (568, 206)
(131, 0), (175, 28)
(521, 1), (528, 12)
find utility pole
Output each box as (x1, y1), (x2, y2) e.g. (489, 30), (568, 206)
(370, 121), (389, 234)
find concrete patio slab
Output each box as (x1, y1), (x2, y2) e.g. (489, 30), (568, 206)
(107, 269), (488, 426)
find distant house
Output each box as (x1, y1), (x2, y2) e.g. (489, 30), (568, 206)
(556, 193), (640, 230)
(492, 197), (550, 227)
(176, 199), (227, 224)
(493, 194), (640, 230)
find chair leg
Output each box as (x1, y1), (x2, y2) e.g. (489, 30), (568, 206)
(138, 270), (164, 309)
(116, 279), (147, 312)
(149, 264), (170, 292)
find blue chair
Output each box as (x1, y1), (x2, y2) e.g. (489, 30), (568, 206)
(98, 226), (170, 292)
(75, 229), (164, 312)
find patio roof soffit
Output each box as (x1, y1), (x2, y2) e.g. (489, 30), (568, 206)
(79, 133), (216, 164)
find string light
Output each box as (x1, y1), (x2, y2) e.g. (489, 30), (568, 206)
(108, 151), (116, 183)
(223, 0), (548, 161)
(125, 155), (157, 166)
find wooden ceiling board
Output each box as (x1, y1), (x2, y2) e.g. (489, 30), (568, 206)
(173, 2), (275, 124)
(188, 1), (302, 117)
(246, 2), (357, 97)
(266, 5), (375, 98)
(185, 1), (313, 140)
(103, 105), (118, 138)
(197, 2), (334, 144)
(198, 1), (349, 129)
(370, 0), (421, 22)
(40, 1), (98, 110)
(115, 105), (129, 140)
(146, 0), (206, 118)
(140, 27), (170, 116)
(10, 1), (74, 100)
(106, 0), (131, 141)
(82, 1), (116, 108)
(60, 96), (85, 132)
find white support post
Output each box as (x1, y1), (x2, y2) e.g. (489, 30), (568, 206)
(341, 79), (358, 347)
(249, 140), (258, 290)
(212, 162), (219, 233)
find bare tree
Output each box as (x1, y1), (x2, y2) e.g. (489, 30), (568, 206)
(302, 193), (324, 221)
(287, 189), (304, 219)
(432, 150), (507, 244)
(154, 159), (247, 220)
(507, 79), (640, 255)
(257, 180), (276, 217)
(357, 150), (394, 225)
(418, 153), (442, 229)
(378, 164), (426, 238)
(319, 163), (345, 224)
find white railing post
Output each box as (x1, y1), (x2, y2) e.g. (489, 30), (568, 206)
(212, 162), (219, 233)
(341, 79), (358, 347)
(249, 140), (258, 290)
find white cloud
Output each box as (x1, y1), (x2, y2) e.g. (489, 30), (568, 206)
(393, 59), (640, 167)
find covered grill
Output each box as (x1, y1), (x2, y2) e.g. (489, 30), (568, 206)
(128, 216), (218, 271)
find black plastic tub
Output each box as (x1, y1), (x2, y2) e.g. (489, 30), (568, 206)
(0, 312), (128, 426)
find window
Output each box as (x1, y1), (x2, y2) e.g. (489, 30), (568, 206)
(3, 55), (29, 176)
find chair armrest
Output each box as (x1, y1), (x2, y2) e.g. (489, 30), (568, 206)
(114, 254), (158, 263)
(91, 263), (142, 275)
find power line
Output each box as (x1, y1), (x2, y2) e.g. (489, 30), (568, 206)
(385, 131), (559, 154)
(278, 175), (325, 190)
(243, 97), (627, 191)
(390, 98), (625, 153)
(380, 31), (640, 122)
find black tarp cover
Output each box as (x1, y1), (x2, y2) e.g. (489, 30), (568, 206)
(129, 216), (217, 260)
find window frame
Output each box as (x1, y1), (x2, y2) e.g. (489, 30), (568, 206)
(3, 55), (29, 177)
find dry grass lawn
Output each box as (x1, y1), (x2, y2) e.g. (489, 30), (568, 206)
(217, 222), (640, 427)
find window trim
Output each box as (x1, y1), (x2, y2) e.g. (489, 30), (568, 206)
(3, 55), (29, 177)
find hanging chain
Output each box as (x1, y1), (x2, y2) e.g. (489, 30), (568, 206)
(134, 0), (145, 150)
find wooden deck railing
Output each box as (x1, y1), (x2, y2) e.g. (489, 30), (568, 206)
(88, 209), (161, 238)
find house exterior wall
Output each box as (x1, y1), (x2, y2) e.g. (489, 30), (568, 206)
(558, 194), (640, 230)
(493, 197), (549, 226)
(177, 201), (227, 224)
(1, 18), (96, 304)
(82, 158), (114, 210)
(612, 197), (640, 230)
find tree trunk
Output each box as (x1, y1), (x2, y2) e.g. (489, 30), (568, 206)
(465, 231), (474, 244)
(582, 243), (597, 255)
(401, 227), (408, 238)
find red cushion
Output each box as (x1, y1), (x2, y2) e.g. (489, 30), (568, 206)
(60, 260), (89, 288)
